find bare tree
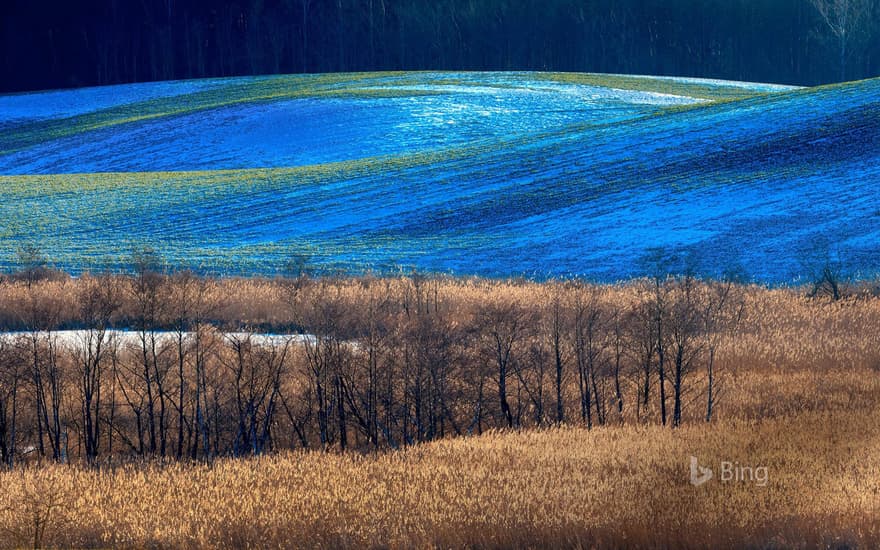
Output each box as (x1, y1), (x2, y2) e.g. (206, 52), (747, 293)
(128, 247), (168, 456)
(222, 333), (291, 456)
(703, 280), (745, 422)
(299, 281), (347, 449)
(167, 270), (197, 460)
(187, 278), (219, 460)
(477, 299), (530, 429)
(808, 264), (848, 301)
(651, 275), (671, 427)
(547, 287), (569, 424)
(608, 304), (626, 421)
(0, 334), (24, 467)
(71, 274), (121, 463)
(400, 279), (464, 443)
(667, 276), (703, 428)
(17, 275), (66, 461)
(573, 286), (606, 428)
(627, 291), (657, 424)
(297, 0), (314, 72)
(192, 324), (220, 460)
(809, 0), (871, 81)
(344, 279), (389, 447)
(516, 337), (549, 426)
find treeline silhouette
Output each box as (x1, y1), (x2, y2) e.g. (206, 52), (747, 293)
(2, 0), (878, 93)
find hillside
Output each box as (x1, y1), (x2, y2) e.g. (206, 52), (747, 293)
(0, 72), (876, 280)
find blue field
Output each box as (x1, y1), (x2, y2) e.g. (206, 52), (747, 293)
(0, 71), (877, 282)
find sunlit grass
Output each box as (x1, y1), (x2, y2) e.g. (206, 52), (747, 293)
(1, 414), (878, 548)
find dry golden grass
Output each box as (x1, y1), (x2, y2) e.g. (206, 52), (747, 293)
(1, 277), (880, 548)
(1, 412), (879, 549)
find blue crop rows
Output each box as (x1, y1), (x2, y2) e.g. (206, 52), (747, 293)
(0, 72), (876, 282)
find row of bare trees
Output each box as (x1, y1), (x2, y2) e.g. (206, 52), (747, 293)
(0, 270), (745, 466)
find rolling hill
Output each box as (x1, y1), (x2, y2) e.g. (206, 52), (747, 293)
(0, 71), (877, 282)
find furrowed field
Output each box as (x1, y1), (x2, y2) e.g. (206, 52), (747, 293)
(1, 72), (879, 280)
(0, 274), (879, 548)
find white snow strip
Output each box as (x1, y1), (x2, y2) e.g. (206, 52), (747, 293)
(0, 330), (315, 348)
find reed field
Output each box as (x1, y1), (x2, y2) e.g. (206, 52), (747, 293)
(1, 415), (879, 548)
(0, 274), (878, 548)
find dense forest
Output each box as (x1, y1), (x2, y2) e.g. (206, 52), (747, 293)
(2, 0), (879, 93)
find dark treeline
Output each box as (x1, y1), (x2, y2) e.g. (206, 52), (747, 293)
(0, 265), (753, 466)
(2, 0), (879, 94)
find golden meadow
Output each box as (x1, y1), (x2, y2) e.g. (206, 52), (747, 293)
(0, 273), (878, 548)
